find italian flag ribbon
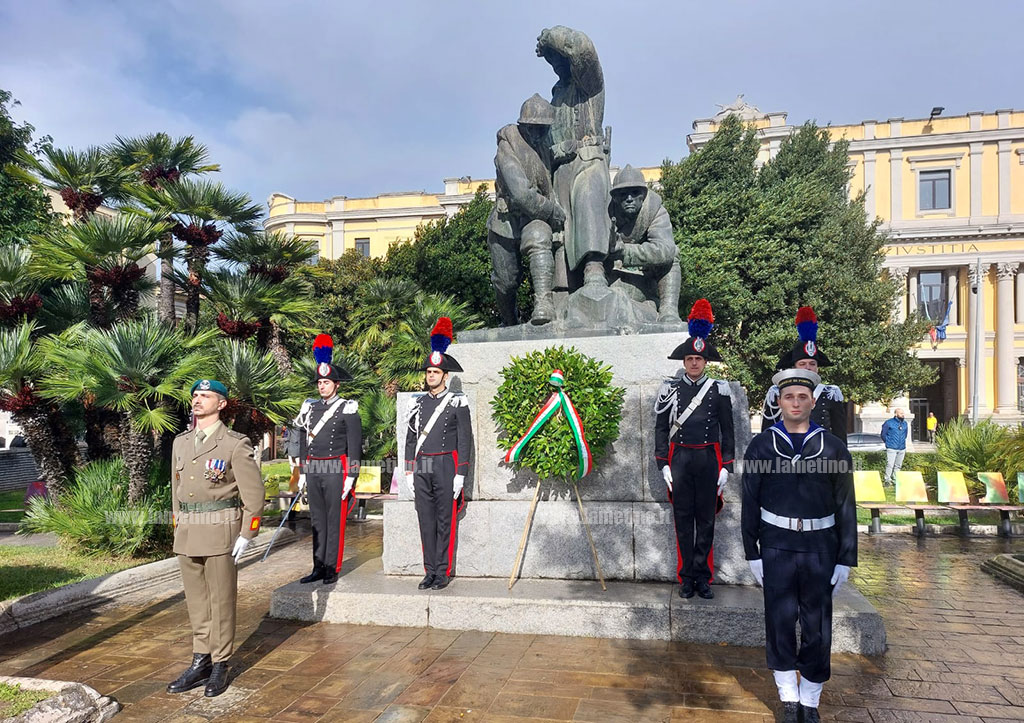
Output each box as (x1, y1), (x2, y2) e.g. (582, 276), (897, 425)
(504, 369), (593, 479)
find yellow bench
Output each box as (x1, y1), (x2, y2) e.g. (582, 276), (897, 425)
(894, 471), (949, 536)
(854, 470), (908, 533)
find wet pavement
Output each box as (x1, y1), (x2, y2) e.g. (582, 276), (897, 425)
(0, 522), (1021, 721)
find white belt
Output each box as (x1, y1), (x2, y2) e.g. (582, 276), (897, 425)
(761, 508), (835, 532)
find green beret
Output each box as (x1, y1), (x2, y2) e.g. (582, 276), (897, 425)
(190, 379), (229, 397)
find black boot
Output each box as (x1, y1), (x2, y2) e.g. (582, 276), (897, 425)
(418, 574), (435, 590)
(780, 701), (799, 723)
(799, 704), (820, 723)
(322, 569), (338, 585)
(431, 574), (450, 590)
(696, 580), (714, 599)
(204, 661), (230, 698)
(166, 653), (212, 693)
(679, 580), (695, 598)
(300, 565), (325, 584)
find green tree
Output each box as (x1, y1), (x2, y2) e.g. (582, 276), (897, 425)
(106, 133), (221, 325)
(0, 89), (57, 248)
(304, 251), (384, 350)
(382, 188), (508, 325)
(660, 115), (933, 403)
(211, 339), (305, 441)
(39, 321), (216, 502)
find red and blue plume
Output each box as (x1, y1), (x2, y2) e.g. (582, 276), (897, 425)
(312, 333), (334, 364)
(430, 317), (453, 354)
(687, 299), (714, 339)
(795, 306), (818, 342)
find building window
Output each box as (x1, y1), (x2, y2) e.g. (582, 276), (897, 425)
(917, 270), (948, 322)
(919, 170), (951, 211)
(355, 239), (370, 257)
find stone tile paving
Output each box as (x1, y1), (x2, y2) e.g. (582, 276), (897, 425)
(0, 521), (1021, 722)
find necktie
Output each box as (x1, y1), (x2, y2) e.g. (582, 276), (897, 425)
(194, 429), (205, 452)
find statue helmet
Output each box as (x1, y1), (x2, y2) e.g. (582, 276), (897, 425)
(611, 164), (648, 193)
(518, 93), (555, 126)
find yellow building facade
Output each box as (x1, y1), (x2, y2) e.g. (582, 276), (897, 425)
(265, 106), (1024, 438)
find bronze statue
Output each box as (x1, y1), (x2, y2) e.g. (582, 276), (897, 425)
(536, 26), (611, 291)
(486, 94), (565, 326)
(608, 165), (682, 322)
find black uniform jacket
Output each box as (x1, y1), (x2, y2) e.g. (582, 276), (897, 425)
(404, 389), (473, 473)
(654, 375), (735, 473)
(299, 396), (362, 476)
(741, 421), (857, 567)
(761, 383), (848, 443)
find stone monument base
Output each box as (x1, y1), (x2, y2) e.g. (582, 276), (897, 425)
(269, 556), (886, 654)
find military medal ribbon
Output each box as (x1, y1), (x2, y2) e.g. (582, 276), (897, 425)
(504, 369), (593, 479)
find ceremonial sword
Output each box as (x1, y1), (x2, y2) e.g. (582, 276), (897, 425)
(261, 490), (303, 562)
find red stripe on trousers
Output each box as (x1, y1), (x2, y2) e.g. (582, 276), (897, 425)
(335, 455), (350, 573)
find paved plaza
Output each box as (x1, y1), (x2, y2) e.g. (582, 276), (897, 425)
(0, 522), (1021, 722)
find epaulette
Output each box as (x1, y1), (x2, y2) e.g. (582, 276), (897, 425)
(225, 428), (247, 440)
(452, 393), (469, 407)
(174, 428), (192, 438)
(342, 399), (359, 414)
(822, 384), (844, 403)
(715, 379), (731, 395)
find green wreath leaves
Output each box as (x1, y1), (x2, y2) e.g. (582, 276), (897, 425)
(491, 346), (625, 481)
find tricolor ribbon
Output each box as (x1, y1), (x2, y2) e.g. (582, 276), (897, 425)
(504, 369), (593, 479)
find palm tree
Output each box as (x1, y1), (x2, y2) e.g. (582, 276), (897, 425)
(29, 215), (167, 327)
(39, 321), (217, 502)
(377, 293), (482, 392)
(359, 388), (397, 461)
(348, 277), (422, 359)
(212, 339), (305, 442)
(215, 230), (318, 374)
(128, 179), (262, 334)
(0, 245), (43, 326)
(0, 322), (78, 493)
(14, 146), (128, 221)
(106, 133), (220, 324)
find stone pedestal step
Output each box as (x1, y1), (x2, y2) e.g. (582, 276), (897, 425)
(269, 557), (885, 655)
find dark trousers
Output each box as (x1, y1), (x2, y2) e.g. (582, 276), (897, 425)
(762, 546), (836, 683)
(307, 469), (353, 573)
(668, 445), (719, 583)
(413, 453), (459, 576)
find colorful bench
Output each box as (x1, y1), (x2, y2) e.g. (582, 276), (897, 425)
(854, 470), (908, 533)
(937, 470), (1024, 536)
(894, 470), (948, 536)
(977, 472), (1024, 536)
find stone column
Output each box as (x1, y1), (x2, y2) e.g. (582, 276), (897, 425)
(946, 268), (960, 325)
(1017, 269), (1024, 323)
(907, 271), (919, 319)
(955, 358), (967, 419)
(995, 262), (1020, 416)
(966, 262), (992, 418)
(889, 267), (909, 322)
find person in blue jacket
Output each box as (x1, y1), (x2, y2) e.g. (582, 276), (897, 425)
(880, 409), (908, 485)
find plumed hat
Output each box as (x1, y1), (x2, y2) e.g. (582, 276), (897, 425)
(420, 317), (463, 372)
(312, 333), (353, 382)
(668, 299), (722, 361)
(776, 306), (832, 369)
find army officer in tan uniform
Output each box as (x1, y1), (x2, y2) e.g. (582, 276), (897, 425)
(166, 379), (265, 698)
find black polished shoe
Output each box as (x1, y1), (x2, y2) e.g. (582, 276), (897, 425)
(780, 701), (799, 723)
(166, 653), (212, 693)
(431, 574), (450, 590)
(299, 566), (325, 584)
(696, 580), (714, 599)
(204, 661), (230, 698)
(322, 570), (338, 585)
(679, 580), (695, 598)
(418, 574), (435, 590)
(799, 704), (820, 723)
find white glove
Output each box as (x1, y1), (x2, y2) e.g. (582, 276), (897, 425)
(661, 466), (673, 493)
(232, 536), (250, 564)
(288, 456), (299, 469)
(748, 559), (764, 586)
(830, 564), (851, 597)
(717, 468), (728, 494)
(297, 473), (307, 492)
(405, 472), (414, 491)
(453, 474), (465, 498)
(343, 476), (355, 497)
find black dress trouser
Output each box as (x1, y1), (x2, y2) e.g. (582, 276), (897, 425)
(307, 468), (349, 573)
(668, 445), (719, 583)
(413, 453), (458, 577)
(762, 545), (837, 683)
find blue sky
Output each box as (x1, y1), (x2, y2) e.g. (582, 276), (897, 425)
(1, 0), (1017, 213)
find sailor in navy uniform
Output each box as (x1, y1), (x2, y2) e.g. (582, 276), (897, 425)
(742, 368), (856, 723)
(295, 334), (362, 585)
(654, 299), (735, 600)
(404, 318), (473, 591)
(761, 306), (848, 443)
